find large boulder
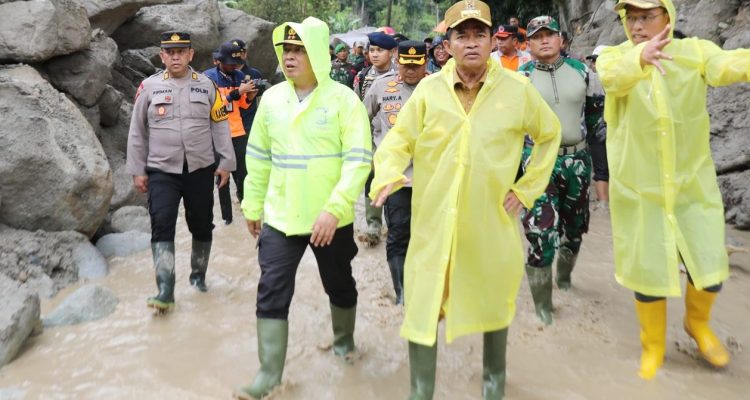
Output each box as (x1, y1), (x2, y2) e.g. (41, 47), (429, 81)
(112, 0), (222, 71)
(677, 0), (740, 44)
(0, 0), (91, 63)
(43, 285), (119, 327)
(96, 231), (151, 258)
(42, 32), (120, 107)
(98, 85), (125, 127)
(110, 205), (150, 233)
(719, 169), (750, 229)
(0, 65), (113, 237)
(0, 275), (41, 368)
(217, 3), (278, 79)
(0, 225), (99, 298)
(73, 241), (109, 279)
(81, 0), (181, 35)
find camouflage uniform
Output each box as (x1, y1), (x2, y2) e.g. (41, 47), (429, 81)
(330, 59), (355, 88)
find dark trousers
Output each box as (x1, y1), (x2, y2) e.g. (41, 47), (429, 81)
(147, 164), (215, 242)
(384, 187), (412, 259)
(256, 224), (359, 319)
(635, 271), (722, 302)
(219, 134), (248, 222)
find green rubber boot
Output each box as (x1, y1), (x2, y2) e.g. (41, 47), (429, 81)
(364, 200), (382, 246)
(146, 242), (175, 311)
(526, 265), (553, 325)
(408, 341), (437, 400)
(387, 256), (405, 305)
(331, 303), (356, 358)
(189, 239), (211, 292)
(482, 329), (508, 400)
(555, 246), (578, 291)
(234, 319), (289, 399)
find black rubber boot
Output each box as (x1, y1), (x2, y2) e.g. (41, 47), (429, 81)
(147, 242), (175, 311)
(234, 318), (289, 399)
(525, 265), (553, 325)
(189, 239), (211, 292)
(408, 341), (437, 400)
(482, 328), (508, 400)
(387, 256), (405, 304)
(330, 303), (356, 358)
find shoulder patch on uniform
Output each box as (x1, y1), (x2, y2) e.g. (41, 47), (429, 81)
(211, 87), (228, 122)
(163, 71), (170, 80)
(134, 82), (144, 101)
(518, 61), (535, 74)
(192, 72), (198, 80)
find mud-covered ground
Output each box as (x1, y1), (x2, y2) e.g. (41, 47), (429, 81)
(0, 190), (748, 399)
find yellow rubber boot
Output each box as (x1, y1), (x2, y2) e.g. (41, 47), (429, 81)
(634, 299), (666, 380)
(684, 283), (730, 368)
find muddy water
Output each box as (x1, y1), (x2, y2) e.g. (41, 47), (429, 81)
(0, 193), (748, 400)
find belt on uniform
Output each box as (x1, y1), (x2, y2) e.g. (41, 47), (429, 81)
(558, 142), (586, 156)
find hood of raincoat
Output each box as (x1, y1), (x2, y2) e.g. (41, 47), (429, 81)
(616, 0), (676, 43)
(273, 17), (332, 86)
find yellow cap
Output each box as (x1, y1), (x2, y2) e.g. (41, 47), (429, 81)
(614, 0), (664, 11)
(444, 0), (492, 29)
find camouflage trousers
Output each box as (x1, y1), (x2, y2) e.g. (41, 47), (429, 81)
(521, 146), (592, 267)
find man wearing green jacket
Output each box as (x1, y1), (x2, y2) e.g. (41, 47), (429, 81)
(234, 17), (372, 399)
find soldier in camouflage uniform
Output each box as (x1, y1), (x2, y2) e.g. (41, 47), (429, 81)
(330, 43), (355, 87)
(519, 16), (593, 325)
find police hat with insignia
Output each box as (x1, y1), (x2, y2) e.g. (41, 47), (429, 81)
(275, 25), (305, 46)
(444, 0), (492, 29)
(218, 42), (244, 65)
(397, 40), (427, 66)
(232, 39), (247, 52)
(367, 32), (398, 50)
(160, 31), (191, 48)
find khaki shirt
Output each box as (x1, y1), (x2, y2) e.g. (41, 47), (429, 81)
(126, 68), (236, 176)
(453, 67), (487, 113)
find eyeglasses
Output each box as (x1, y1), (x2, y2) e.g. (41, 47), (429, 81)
(625, 12), (666, 25)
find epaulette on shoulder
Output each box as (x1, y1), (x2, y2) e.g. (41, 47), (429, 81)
(518, 61), (535, 77)
(563, 58), (588, 78)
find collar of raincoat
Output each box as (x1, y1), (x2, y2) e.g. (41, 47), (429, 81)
(272, 17), (332, 87)
(617, 0), (676, 43)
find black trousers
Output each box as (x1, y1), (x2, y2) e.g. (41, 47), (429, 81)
(147, 164), (215, 242)
(384, 187), (412, 259)
(256, 224), (359, 319)
(219, 134), (248, 221)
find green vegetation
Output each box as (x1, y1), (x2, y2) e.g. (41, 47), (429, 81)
(223, 0), (558, 39)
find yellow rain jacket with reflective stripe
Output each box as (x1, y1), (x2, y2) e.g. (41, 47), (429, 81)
(598, 0), (750, 297)
(241, 17), (372, 235)
(370, 58), (561, 345)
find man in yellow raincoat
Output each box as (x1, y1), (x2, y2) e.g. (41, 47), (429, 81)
(370, 1), (561, 398)
(598, 0), (750, 380)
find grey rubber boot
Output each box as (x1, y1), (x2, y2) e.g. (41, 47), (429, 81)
(147, 242), (176, 311)
(482, 329), (508, 400)
(330, 303), (356, 358)
(189, 239), (211, 292)
(234, 318), (289, 399)
(555, 246), (578, 291)
(525, 265), (553, 325)
(387, 256), (405, 305)
(408, 341), (437, 400)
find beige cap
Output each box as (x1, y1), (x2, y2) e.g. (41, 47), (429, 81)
(614, 0), (664, 11)
(444, 0), (492, 29)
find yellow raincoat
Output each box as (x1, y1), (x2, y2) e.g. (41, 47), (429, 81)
(370, 58), (561, 345)
(598, 0), (750, 297)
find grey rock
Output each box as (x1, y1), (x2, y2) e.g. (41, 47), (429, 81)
(109, 160), (147, 210)
(0, 0), (91, 63)
(0, 275), (41, 368)
(42, 33), (120, 107)
(43, 285), (118, 327)
(0, 225), (92, 297)
(96, 231), (151, 258)
(112, 0), (222, 71)
(0, 65), (112, 237)
(110, 205), (150, 233)
(72, 242), (109, 279)
(121, 48), (158, 76)
(81, 0), (181, 35)
(217, 3), (278, 79)
(680, 0), (740, 44)
(74, 100), (102, 130)
(718, 169), (750, 229)
(99, 85), (124, 127)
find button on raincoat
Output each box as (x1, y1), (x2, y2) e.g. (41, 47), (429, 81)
(370, 58), (561, 345)
(241, 17), (372, 235)
(598, 0), (750, 297)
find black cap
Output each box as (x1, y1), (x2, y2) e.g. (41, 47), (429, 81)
(398, 40), (426, 66)
(232, 39), (246, 51)
(275, 25), (304, 46)
(494, 24), (518, 38)
(393, 33), (410, 43)
(219, 42), (243, 65)
(160, 31), (191, 48)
